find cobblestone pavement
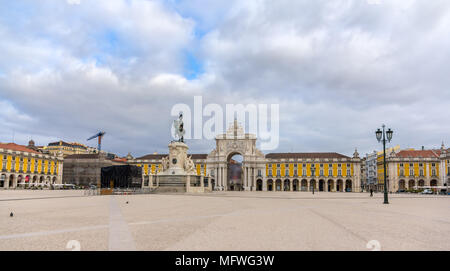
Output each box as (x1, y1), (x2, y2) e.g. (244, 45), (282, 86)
(0, 190), (449, 251)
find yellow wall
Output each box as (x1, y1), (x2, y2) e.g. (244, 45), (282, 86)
(6, 156), (12, 171)
(0, 154), (2, 171)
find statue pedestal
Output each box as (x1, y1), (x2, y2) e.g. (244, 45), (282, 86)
(154, 141), (204, 193)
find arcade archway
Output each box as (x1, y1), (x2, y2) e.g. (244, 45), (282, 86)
(227, 153), (243, 191)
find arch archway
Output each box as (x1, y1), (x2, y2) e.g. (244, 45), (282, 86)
(17, 175), (23, 187)
(275, 179), (282, 191)
(345, 180), (352, 192)
(293, 179), (299, 191)
(430, 180), (437, 186)
(301, 179), (307, 191)
(256, 179), (263, 191)
(0, 174), (6, 188)
(52, 177), (57, 184)
(398, 180), (406, 190)
(328, 179), (334, 192)
(267, 179), (273, 191)
(408, 179), (415, 190)
(310, 179), (316, 191)
(319, 179), (325, 191)
(283, 179), (290, 191)
(227, 152), (243, 191)
(9, 175), (15, 188)
(336, 179), (343, 192)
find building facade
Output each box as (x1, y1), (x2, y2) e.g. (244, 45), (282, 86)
(379, 144), (449, 192)
(0, 142), (63, 189)
(365, 151), (377, 191)
(62, 153), (126, 187)
(41, 140), (98, 156)
(128, 120), (362, 192)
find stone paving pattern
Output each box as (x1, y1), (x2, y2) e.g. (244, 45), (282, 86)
(0, 190), (449, 251)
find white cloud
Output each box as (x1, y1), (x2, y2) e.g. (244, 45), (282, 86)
(0, 0), (449, 156)
(67, 0), (81, 5)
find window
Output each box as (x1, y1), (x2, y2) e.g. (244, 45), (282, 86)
(303, 164), (306, 167)
(294, 164), (297, 168)
(294, 169), (297, 176)
(320, 164), (323, 168)
(329, 169), (333, 176)
(410, 169), (414, 176)
(320, 169), (324, 176)
(285, 169), (289, 176)
(277, 170), (280, 176)
(400, 169), (404, 176)
(347, 169), (351, 176)
(302, 169), (306, 176)
(285, 164), (289, 168)
(338, 169), (342, 176)
(347, 164), (350, 167)
(257, 169), (262, 176)
(277, 164), (280, 168)
(329, 164), (332, 168)
(400, 163), (404, 167)
(338, 164), (342, 168)
(419, 169), (424, 176)
(432, 169), (436, 176)
(269, 169), (273, 176)
(410, 163), (413, 167)
(432, 163), (435, 167)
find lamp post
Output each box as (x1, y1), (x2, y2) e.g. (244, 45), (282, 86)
(376, 124), (393, 204)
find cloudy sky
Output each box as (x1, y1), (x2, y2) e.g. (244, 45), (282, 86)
(1, 0), (449, 157)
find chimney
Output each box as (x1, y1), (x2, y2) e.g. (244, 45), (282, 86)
(421, 146), (424, 151)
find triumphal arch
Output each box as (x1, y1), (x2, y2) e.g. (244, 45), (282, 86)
(206, 119), (266, 191)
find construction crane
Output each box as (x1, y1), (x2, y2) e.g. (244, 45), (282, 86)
(87, 131), (106, 152)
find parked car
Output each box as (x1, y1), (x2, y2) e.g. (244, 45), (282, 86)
(421, 189), (433, 194)
(397, 189), (406, 193)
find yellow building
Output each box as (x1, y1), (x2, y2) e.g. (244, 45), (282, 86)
(380, 144), (449, 193)
(0, 142), (63, 188)
(40, 140), (97, 156)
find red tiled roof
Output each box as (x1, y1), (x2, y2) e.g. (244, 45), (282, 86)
(0, 143), (41, 154)
(395, 150), (440, 158)
(265, 152), (350, 159)
(112, 158), (128, 162)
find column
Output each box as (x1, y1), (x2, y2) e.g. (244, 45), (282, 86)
(290, 179), (293, 191)
(223, 165), (227, 191)
(4, 174), (9, 189)
(149, 175), (153, 188)
(201, 175), (204, 188)
(242, 165), (246, 190)
(217, 165), (221, 190)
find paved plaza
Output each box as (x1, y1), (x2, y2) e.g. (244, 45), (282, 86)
(0, 190), (449, 251)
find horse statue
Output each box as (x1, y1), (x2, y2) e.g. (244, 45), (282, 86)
(173, 112), (185, 142)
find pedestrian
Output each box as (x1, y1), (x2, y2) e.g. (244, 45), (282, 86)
(370, 188), (373, 197)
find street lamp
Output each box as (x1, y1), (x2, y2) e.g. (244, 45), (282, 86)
(376, 124), (393, 204)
